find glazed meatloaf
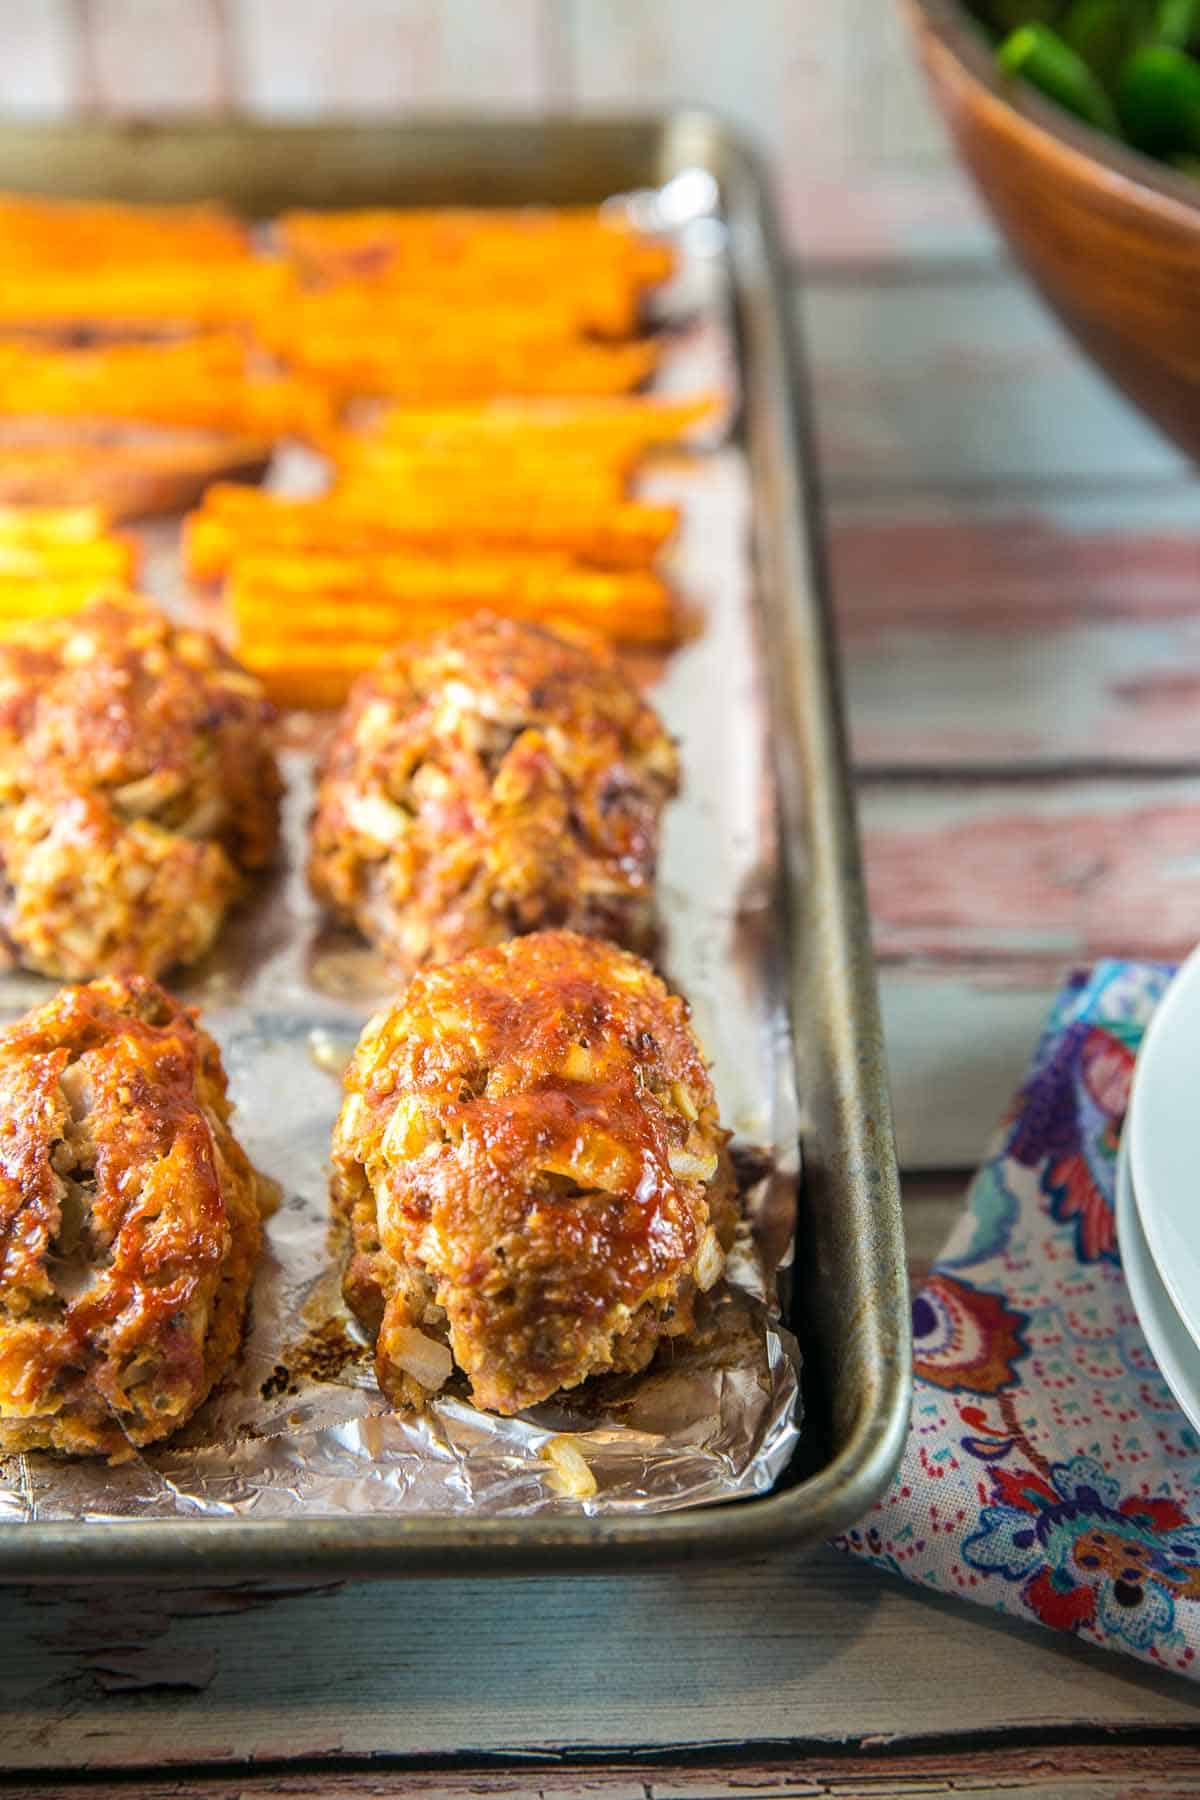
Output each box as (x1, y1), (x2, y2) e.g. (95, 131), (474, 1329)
(0, 976), (266, 1456)
(331, 929), (737, 1416)
(0, 594), (280, 980)
(308, 613), (678, 974)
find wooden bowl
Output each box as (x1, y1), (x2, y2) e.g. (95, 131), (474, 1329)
(905, 0), (1200, 459)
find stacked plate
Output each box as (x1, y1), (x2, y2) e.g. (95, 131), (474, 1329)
(1122, 947), (1200, 1433)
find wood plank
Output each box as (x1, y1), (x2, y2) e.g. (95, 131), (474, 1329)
(82, 0), (232, 110)
(882, 967), (1055, 1169)
(832, 492), (1200, 772)
(902, 1170), (967, 1283)
(1, 1554), (1198, 1773)
(6, 1742), (1200, 1798)
(232, 0), (548, 114)
(862, 777), (1200, 966)
(560, 0), (995, 265)
(865, 776), (1198, 1166)
(801, 269), (1188, 491)
(0, 0), (77, 114)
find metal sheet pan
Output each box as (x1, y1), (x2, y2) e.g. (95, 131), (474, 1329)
(0, 113), (910, 1577)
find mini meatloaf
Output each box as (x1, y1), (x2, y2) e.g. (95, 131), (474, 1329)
(0, 594), (280, 980)
(331, 929), (737, 1416)
(0, 976), (266, 1456)
(308, 613), (678, 974)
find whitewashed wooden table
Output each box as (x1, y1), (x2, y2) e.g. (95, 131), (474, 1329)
(6, 250), (1200, 1799)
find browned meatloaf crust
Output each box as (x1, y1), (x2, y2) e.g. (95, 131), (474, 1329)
(331, 929), (736, 1416)
(0, 593), (280, 980)
(308, 613), (678, 975)
(0, 975), (266, 1456)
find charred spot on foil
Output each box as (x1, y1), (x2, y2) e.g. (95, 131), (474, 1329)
(259, 1317), (366, 1399)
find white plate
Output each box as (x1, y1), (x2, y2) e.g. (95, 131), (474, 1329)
(1128, 944), (1200, 1355)
(1116, 1137), (1200, 1434)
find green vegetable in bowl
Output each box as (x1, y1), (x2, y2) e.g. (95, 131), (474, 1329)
(997, 22), (1121, 125)
(1117, 44), (1200, 150)
(970, 0), (1200, 173)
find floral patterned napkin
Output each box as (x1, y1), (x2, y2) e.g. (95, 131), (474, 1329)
(838, 961), (1200, 1678)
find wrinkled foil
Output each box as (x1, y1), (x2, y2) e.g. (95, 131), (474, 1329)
(0, 174), (803, 1522)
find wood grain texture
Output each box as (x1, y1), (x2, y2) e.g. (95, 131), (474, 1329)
(802, 267), (1187, 492)
(232, 0), (548, 115)
(0, 0), (78, 115)
(1, 1555), (1198, 1773)
(561, 0), (855, 252)
(82, 0), (232, 111)
(833, 493), (1200, 771)
(882, 969), (1054, 1168)
(7, 1743), (1200, 1797)
(908, 0), (1200, 463)
(862, 777), (1200, 966)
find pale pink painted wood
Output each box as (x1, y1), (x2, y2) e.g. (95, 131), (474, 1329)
(802, 269), (1187, 489)
(563, 0), (854, 251)
(862, 777), (1200, 965)
(0, 0), (78, 114)
(83, 0), (231, 111)
(233, 0), (548, 115)
(833, 495), (1200, 770)
(795, 167), (997, 264)
(560, 0), (993, 261)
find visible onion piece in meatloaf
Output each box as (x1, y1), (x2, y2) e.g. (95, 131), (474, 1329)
(308, 613), (678, 974)
(0, 593), (280, 979)
(331, 929), (737, 1417)
(0, 975), (267, 1457)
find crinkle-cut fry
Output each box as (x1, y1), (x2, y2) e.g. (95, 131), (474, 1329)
(281, 337), (659, 402)
(0, 260), (292, 329)
(228, 551), (676, 644)
(184, 492), (676, 581)
(0, 336), (332, 439)
(0, 537), (136, 582)
(0, 503), (111, 544)
(366, 392), (720, 451)
(0, 433), (270, 519)
(0, 195), (250, 266)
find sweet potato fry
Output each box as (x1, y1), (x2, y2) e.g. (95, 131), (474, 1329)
(232, 643), (384, 710)
(228, 550), (676, 644)
(0, 195), (250, 267)
(326, 440), (635, 502)
(0, 337), (332, 440)
(282, 338), (659, 402)
(0, 261), (291, 330)
(276, 206), (673, 338)
(237, 619), (606, 710)
(0, 537), (136, 582)
(0, 576), (127, 622)
(258, 289), (588, 356)
(363, 392), (720, 453)
(184, 487), (677, 581)
(0, 503), (111, 544)
(0, 424), (270, 518)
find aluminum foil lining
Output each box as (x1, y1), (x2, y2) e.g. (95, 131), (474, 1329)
(0, 173), (803, 1521)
